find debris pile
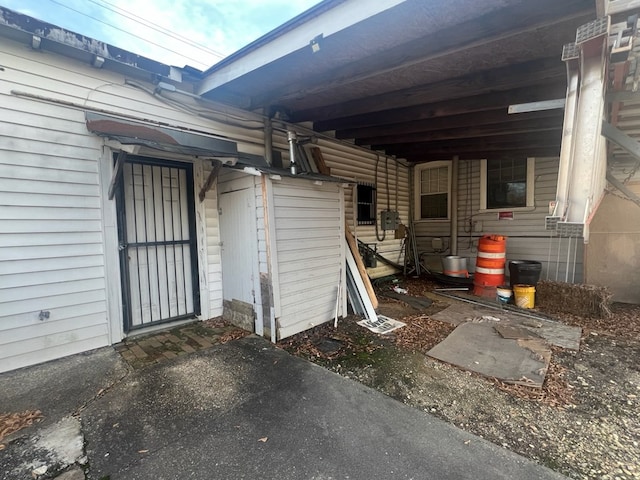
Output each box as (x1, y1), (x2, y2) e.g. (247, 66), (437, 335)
(536, 280), (613, 319)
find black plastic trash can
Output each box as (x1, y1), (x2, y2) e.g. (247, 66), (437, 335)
(508, 260), (542, 287)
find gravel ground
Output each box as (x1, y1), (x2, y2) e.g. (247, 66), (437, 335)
(279, 280), (640, 480)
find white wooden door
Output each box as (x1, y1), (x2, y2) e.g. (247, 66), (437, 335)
(219, 188), (258, 307)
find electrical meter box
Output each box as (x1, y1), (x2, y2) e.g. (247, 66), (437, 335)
(380, 210), (400, 231)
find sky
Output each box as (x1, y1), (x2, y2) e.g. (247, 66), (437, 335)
(1, 0), (322, 70)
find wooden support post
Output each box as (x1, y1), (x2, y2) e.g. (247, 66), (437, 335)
(345, 221), (378, 309)
(108, 151), (127, 200)
(198, 160), (223, 202)
(310, 147), (331, 176)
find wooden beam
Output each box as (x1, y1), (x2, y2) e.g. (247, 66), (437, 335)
(335, 109), (563, 140)
(356, 117), (563, 146)
(108, 151), (127, 200)
(249, 1), (592, 109)
(291, 57), (565, 123)
(401, 147), (561, 162)
(314, 83), (567, 132)
(345, 222), (378, 309)
(198, 160), (223, 202)
(309, 147), (331, 176)
(373, 130), (562, 153)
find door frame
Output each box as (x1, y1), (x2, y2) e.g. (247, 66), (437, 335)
(115, 155), (200, 333)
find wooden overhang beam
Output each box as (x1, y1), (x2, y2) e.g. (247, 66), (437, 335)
(249, 1), (593, 109)
(400, 147), (561, 162)
(355, 117), (563, 146)
(108, 150), (127, 200)
(335, 109), (563, 141)
(313, 83), (567, 132)
(373, 130), (562, 153)
(198, 159), (223, 202)
(291, 56), (565, 123)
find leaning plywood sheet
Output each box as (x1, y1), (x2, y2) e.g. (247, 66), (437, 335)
(427, 322), (551, 387)
(345, 223), (378, 309)
(431, 302), (581, 350)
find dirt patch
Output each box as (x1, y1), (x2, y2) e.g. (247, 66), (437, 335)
(278, 278), (640, 480)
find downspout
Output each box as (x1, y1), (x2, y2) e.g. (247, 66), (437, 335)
(450, 155), (459, 255)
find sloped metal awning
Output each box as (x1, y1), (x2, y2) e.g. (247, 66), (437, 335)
(85, 112), (238, 161)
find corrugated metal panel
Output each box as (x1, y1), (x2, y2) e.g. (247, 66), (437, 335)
(272, 179), (344, 339)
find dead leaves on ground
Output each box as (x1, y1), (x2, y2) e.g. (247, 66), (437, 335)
(0, 410), (43, 442)
(392, 314), (456, 352)
(492, 361), (574, 408)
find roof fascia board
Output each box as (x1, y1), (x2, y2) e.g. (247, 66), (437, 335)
(196, 0), (405, 95)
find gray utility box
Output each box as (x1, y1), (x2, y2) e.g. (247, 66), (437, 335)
(380, 210), (400, 231)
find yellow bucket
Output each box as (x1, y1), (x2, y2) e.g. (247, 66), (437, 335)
(513, 284), (536, 309)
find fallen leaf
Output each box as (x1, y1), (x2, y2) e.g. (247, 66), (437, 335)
(138, 449), (149, 454)
(0, 444), (5, 450)
(258, 437), (268, 443)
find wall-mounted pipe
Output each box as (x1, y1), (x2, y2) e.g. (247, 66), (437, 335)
(287, 130), (297, 175)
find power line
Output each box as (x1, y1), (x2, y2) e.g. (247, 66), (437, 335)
(46, 0), (221, 68)
(87, 0), (226, 59)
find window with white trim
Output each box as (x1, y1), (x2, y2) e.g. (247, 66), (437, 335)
(414, 161), (451, 220)
(480, 157), (535, 210)
(356, 183), (377, 225)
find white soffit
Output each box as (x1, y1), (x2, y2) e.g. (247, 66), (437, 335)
(197, 0), (405, 95)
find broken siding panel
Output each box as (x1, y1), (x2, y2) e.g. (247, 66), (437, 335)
(272, 179), (344, 339)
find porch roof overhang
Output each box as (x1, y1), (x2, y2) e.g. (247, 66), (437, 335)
(85, 112), (239, 161)
(198, 0), (597, 164)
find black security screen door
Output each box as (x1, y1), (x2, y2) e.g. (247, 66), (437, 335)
(116, 156), (200, 332)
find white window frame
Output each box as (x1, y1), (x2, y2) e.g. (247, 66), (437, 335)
(480, 157), (535, 211)
(414, 161), (451, 221)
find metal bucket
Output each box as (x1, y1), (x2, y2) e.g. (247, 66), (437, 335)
(442, 256), (468, 277)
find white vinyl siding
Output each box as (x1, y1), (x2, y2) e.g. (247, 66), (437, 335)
(415, 157), (583, 282)
(271, 133), (410, 279)
(272, 179), (345, 339)
(0, 37), (270, 370)
(0, 86), (109, 373)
